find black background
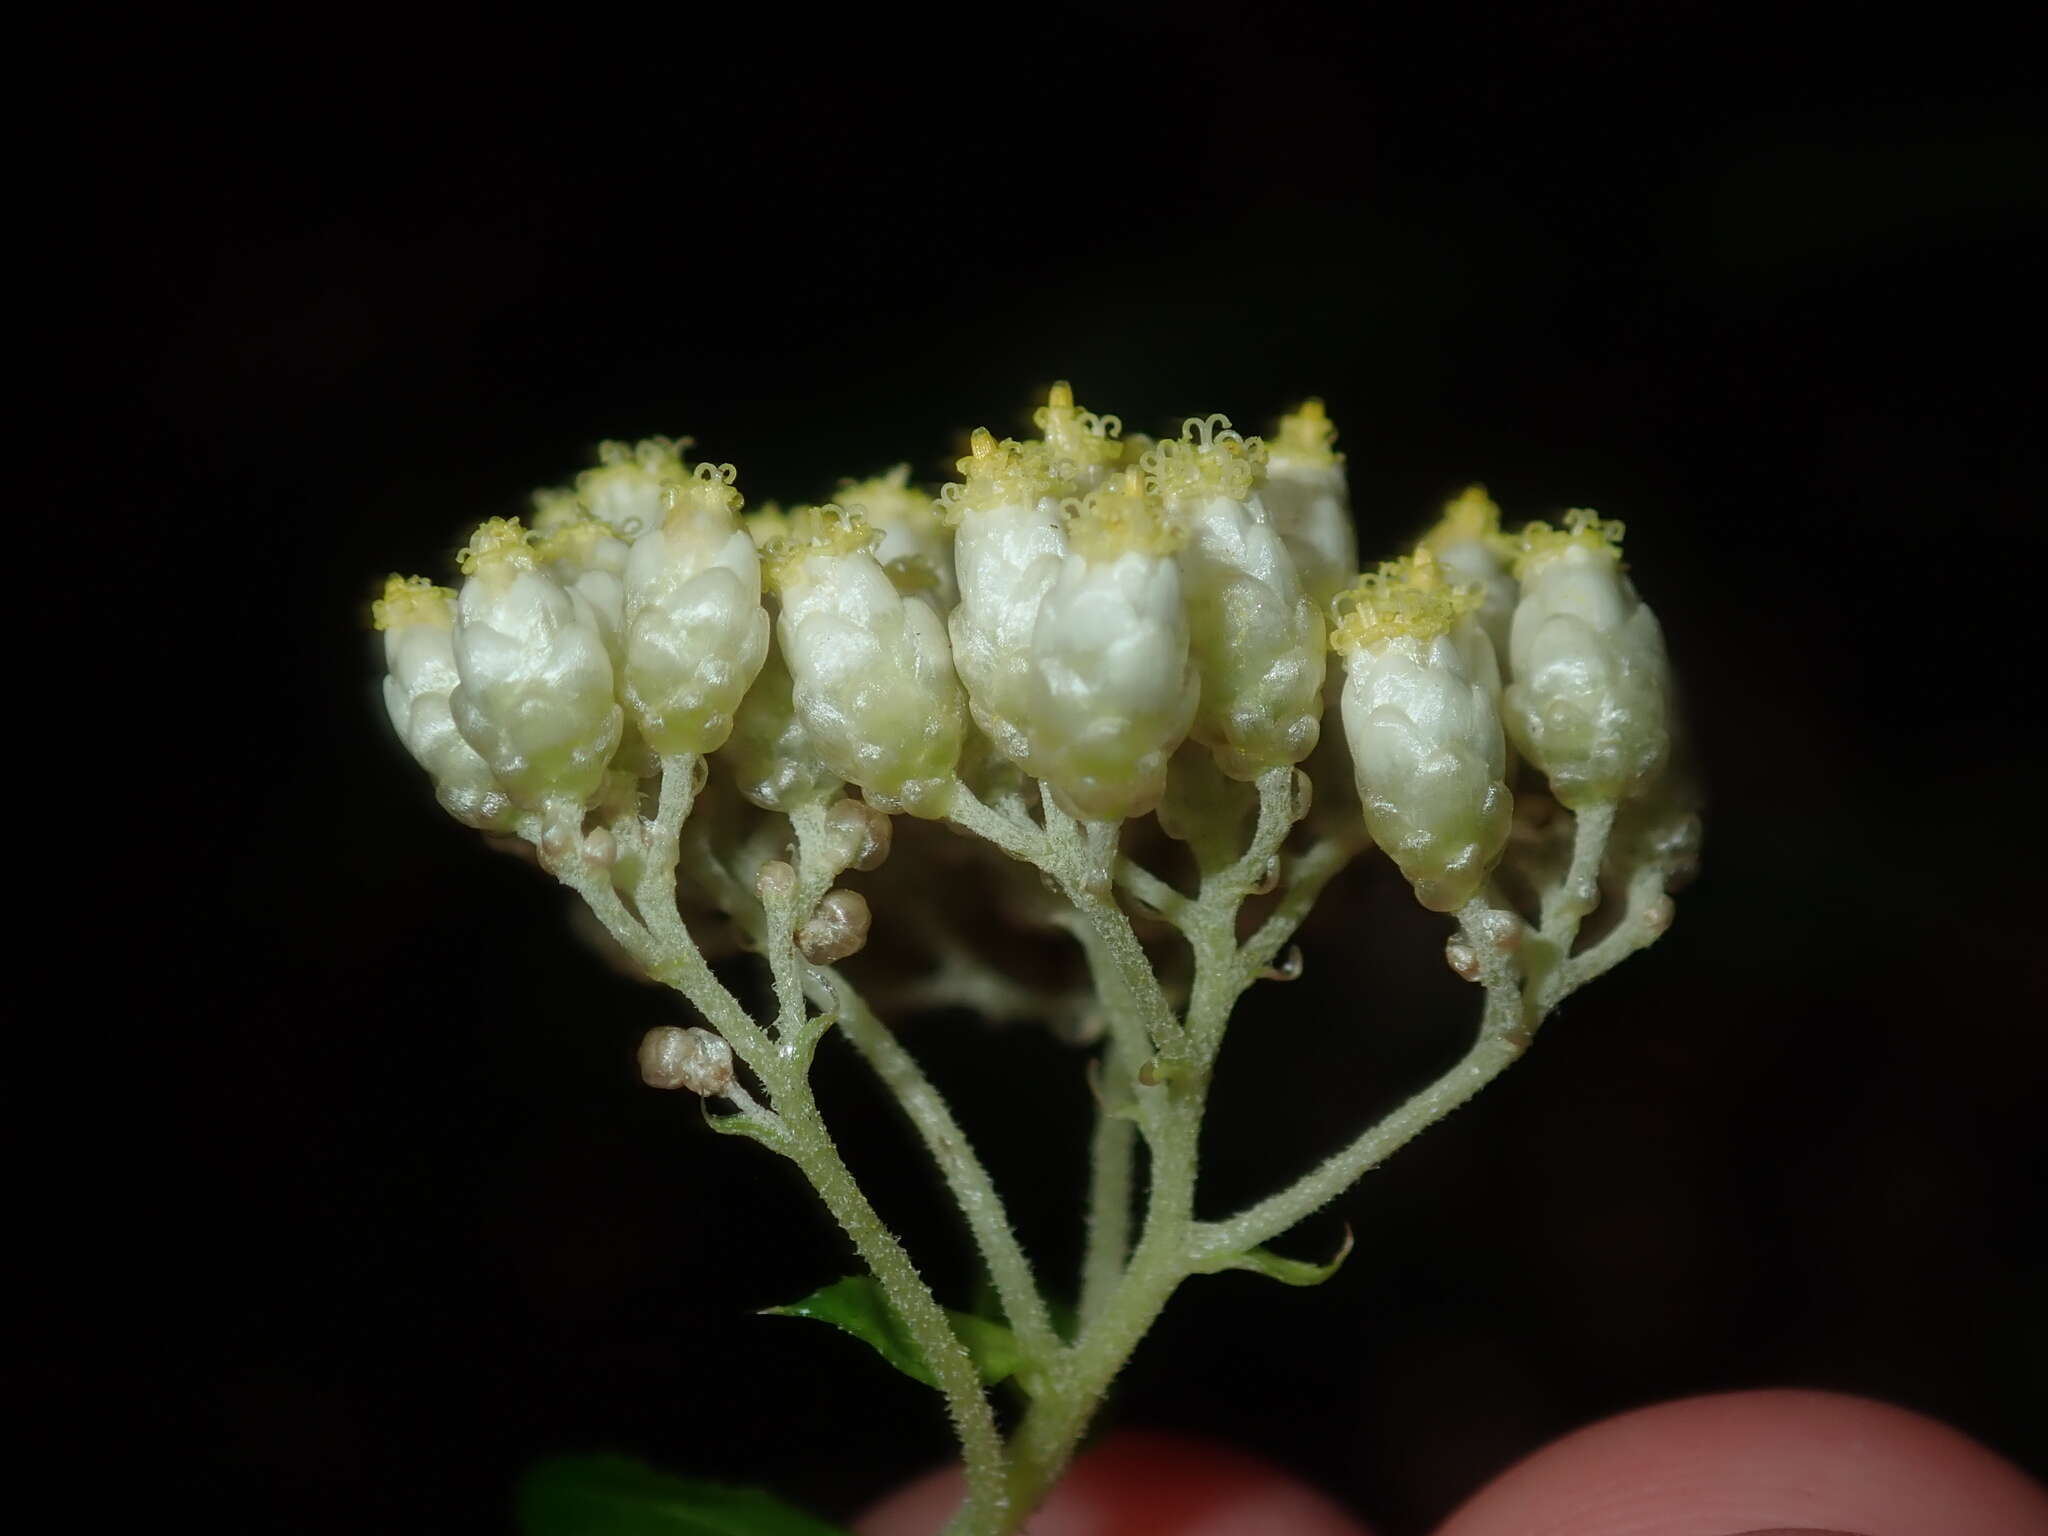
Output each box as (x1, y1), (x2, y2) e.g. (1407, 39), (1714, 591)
(81, 4), (2045, 1532)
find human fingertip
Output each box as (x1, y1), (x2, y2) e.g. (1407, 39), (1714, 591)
(856, 1428), (1374, 1535)
(1432, 1388), (2048, 1536)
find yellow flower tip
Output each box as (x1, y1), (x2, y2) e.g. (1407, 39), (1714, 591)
(1141, 415), (1267, 505)
(457, 517), (538, 579)
(761, 503), (881, 591)
(1273, 399), (1342, 466)
(1064, 470), (1185, 560)
(528, 486), (586, 536)
(837, 464), (941, 534)
(663, 461), (744, 531)
(596, 435), (694, 476)
(940, 431), (1060, 524)
(745, 502), (793, 550)
(532, 514), (614, 567)
(1030, 381), (1124, 471)
(1420, 484), (1504, 553)
(372, 573), (455, 631)
(1513, 507), (1626, 580)
(1329, 548), (1481, 654)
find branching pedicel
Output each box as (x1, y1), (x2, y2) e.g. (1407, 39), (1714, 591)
(372, 387), (1699, 1536)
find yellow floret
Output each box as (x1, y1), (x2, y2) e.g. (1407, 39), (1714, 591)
(1512, 508), (1626, 579)
(938, 428), (1063, 523)
(457, 517), (538, 578)
(1030, 380), (1125, 477)
(372, 573), (456, 631)
(531, 513), (618, 567)
(761, 504), (881, 591)
(1064, 468), (1186, 560)
(1141, 415), (1268, 505)
(1329, 546), (1480, 653)
(1419, 485), (1508, 555)
(746, 502), (794, 550)
(837, 464), (942, 536)
(664, 462), (744, 531)
(528, 486), (586, 536)
(1272, 398), (1341, 467)
(596, 435), (693, 478)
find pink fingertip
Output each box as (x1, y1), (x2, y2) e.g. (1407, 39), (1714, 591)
(1432, 1388), (2048, 1536)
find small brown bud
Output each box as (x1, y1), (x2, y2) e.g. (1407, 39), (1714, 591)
(1642, 895), (1675, 937)
(1472, 908), (1523, 951)
(1290, 768), (1314, 824)
(638, 1026), (735, 1096)
(797, 888), (871, 964)
(754, 859), (797, 904)
(1445, 939), (1482, 981)
(826, 797), (893, 872)
(1259, 944), (1305, 982)
(1250, 856), (1281, 895)
(582, 826), (617, 869)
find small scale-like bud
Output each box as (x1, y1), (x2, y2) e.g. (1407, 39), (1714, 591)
(638, 1025), (735, 1096)
(1333, 548), (1513, 913)
(621, 464), (771, 756)
(1504, 511), (1671, 809)
(755, 859), (797, 904)
(373, 575), (516, 829)
(767, 506), (968, 817)
(824, 797), (893, 872)
(1444, 938), (1482, 981)
(1262, 400), (1360, 612)
(1149, 417), (1327, 780)
(1018, 471), (1198, 822)
(449, 519), (623, 815)
(798, 888), (871, 964)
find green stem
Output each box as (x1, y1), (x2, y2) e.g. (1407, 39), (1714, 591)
(818, 970), (1061, 1367)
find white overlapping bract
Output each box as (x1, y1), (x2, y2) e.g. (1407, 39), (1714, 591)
(1503, 513), (1671, 810)
(1150, 419), (1326, 780)
(448, 518), (623, 822)
(766, 505), (966, 817)
(375, 576), (515, 829)
(1020, 473), (1198, 822)
(621, 464), (771, 756)
(1332, 549), (1513, 912)
(1261, 400), (1358, 614)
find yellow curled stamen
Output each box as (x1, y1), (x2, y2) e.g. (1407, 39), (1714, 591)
(1329, 546), (1481, 653)
(1513, 508), (1626, 579)
(372, 573), (456, 631)
(1064, 468), (1185, 560)
(1272, 399), (1341, 466)
(457, 517), (537, 579)
(761, 503), (880, 591)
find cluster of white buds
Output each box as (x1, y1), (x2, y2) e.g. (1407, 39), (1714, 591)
(370, 389), (1697, 1536)
(373, 386), (1687, 932)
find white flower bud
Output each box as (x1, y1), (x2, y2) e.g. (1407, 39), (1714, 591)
(533, 511), (633, 666)
(1262, 400), (1359, 612)
(1503, 512), (1671, 809)
(1334, 549), (1512, 912)
(638, 1025), (734, 1096)
(620, 464), (771, 755)
(1149, 418), (1326, 779)
(1418, 486), (1518, 662)
(766, 506), (967, 817)
(1020, 473), (1198, 822)
(837, 464), (956, 610)
(717, 630), (842, 812)
(373, 575), (515, 829)
(943, 429), (1070, 767)
(572, 436), (692, 538)
(449, 519), (623, 816)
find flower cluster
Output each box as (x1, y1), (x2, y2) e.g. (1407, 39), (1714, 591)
(375, 384), (1691, 931)
(369, 384), (1701, 1536)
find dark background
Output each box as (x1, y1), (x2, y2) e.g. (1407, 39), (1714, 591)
(84, 4), (2045, 1532)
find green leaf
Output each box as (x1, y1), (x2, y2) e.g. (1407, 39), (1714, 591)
(762, 1274), (1025, 1390)
(515, 1455), (849, 1536)
(1201, 1224), (1354, 1287)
